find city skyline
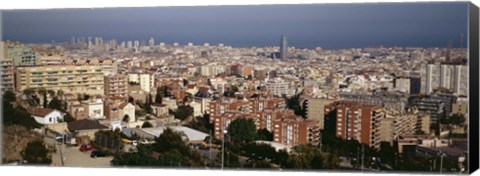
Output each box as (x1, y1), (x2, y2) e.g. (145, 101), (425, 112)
(1, 2), (468, 49)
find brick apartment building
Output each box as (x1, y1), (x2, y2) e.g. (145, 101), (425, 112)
(325, 100), (384, 148)
(209, 96), (320, 147)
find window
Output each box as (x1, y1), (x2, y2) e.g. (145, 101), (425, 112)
(49, 117), (52, 123)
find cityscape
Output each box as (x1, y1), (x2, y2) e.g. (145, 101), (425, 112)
(0, 2), (470, 174)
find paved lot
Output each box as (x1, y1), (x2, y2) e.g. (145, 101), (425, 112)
(50, 140), (113, 167)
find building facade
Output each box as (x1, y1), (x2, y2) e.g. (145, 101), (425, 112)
(104, 74), (128, 98)
(16, 64), (105, 95)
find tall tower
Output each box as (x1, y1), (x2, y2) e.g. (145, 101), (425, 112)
(280, 35), (288, 59)
(149, 37), (155, 47)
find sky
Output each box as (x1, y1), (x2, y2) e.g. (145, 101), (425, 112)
(0, 2), (469, 49)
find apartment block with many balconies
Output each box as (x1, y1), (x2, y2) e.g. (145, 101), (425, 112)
(104, 74), (128, 98)
(15, 64), (105, 95)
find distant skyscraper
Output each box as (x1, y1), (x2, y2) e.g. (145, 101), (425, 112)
(280, 35), (288, 59)
(149, 37), (155, 47)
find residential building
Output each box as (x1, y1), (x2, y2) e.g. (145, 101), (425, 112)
(305, 98), (334, 129)
(6, 42), (38, 66)
(1, 58), (15, 92)
(265, 79), (291, 97)
(272, 116), (320, 147)
(67, 119), (109, 140)
(128, 72), (155, 93)
(104, 74), (128, 98)
(82, 98), (104, 119)
(420, 63), (468, 95)
(409, 95), (445, 124)
(15, 64), (104, 95)
(31, 108), (65, 125)
(151, 103), (169, 118)
(324, 101), (384, 148)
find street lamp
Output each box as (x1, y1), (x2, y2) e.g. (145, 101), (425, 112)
(221, 129), (227, 170)
(439, 152), (446, 174)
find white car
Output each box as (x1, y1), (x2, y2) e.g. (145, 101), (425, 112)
(131, 140), (138, 146)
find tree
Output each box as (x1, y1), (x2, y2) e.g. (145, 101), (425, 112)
(216, 149), (241, 168)
(23, 88), (36, 96)
(64, 112), (76, 122)
(41, 88), (48, 108)
(243, 159), (272, 169)
(173, 105), (193, 121)
(3, 90), (16, 102)
(56, 90), (64, 96)
(93, 130), (124, 152)
(22, 140), (51, 164)
(449, 113), (466, 126)
(159, 86), (168, 97)
(3, 102), (42, 130)
(47, 90), (55, 97)
(286, 94), (306, 118)
(155, 87), (163, 104)
(285, 144), (340, 170)
(227, 118), (257, 143)
(47, 96), (63, 111)
(144, 94), (153, 114)
(128, 96), (135, 104)
(142, 121), (153, 128)
(123, 114), (130, 123)
(255, 128), (273, 141)
(135, 109), (147, 117)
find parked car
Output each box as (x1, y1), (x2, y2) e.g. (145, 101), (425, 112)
(90, 150), (109, 158)
(55, 135), (64, 142)
(132, 140), (138, 146)
(79, 144), (93, 152)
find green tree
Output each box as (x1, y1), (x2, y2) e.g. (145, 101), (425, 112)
(3, 90), (16, 102)
(227, 118), (257, 143)
(243, 159), (272, 169)
(285, 144), (340, 170)
(142, 121), (153, 128)
(48, 96), (63, 111)
(173, 105), (193, 121)
(64, 112), (76, 122)
(216, 149), (241, 168)
(255, 128), (273, 141)
(135, 109), (147, 117)
(94, 130), (124, 152)
(47, 90), (55, 96)
(155, 87), (163, 104)
(285, 94), (306, 118)
(23, 88), (36, 96)
(3, 102), (42, 130)
(123, 114), (130, 123)
(41, 88), (48, 108)
(22, 140), (51, 164)
(449, 113), (466, 126)
(56, 90), (64, 96)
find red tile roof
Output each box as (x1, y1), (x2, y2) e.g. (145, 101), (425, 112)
(31, 108), (56, 117)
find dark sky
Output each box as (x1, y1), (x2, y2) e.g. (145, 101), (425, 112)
(0, 2), (469, 49)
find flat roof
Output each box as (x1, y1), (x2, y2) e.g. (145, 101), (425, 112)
(140, 126), (208, 142)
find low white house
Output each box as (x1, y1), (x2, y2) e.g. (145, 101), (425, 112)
(82, 98), (104, 119)
(119, 102), (136, 123)
(31, 108), (65, 125)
